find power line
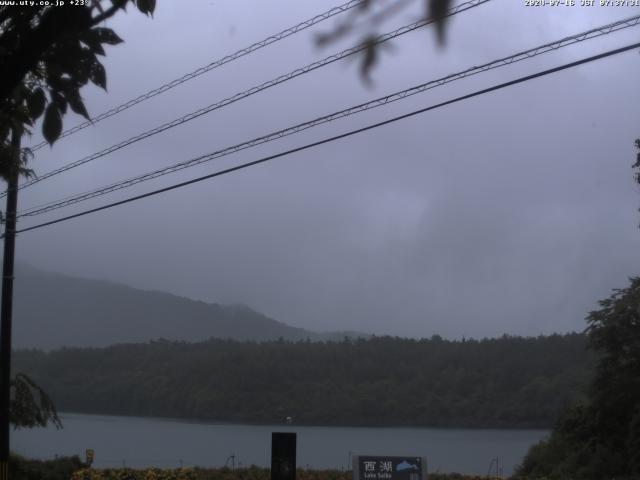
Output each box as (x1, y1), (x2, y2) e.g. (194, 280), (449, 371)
(20, 0), (486, 190)
(17, 13), (640, 219)
(28, 0), (367, 152)
(12, 41), (640, 236)
(19, 12), (640, 216)
(13, 0), (489, 194)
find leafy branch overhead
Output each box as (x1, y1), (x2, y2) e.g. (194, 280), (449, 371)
(317, 0), (451, 80)
(0, 0), (156, 177)
(0, 0), (155, 432)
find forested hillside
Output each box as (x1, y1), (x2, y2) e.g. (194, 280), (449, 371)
(12, 263), (365, 349)
(14, 334), (593, 428)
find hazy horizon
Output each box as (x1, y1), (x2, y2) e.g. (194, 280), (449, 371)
(9, 0), (640, 340)
(11, 260), (589, 341)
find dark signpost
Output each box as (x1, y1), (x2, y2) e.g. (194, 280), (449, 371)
(271, 432), (296, 480)
(353, 456), (427, 480)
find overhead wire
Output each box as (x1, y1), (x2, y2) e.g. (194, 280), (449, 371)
(12, 0), (490, 195)
(28, 0), (368, 152)
(11, 41), (640, 236)
(16, 13), (640, 219)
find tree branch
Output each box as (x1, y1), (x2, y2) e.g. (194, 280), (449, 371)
(0, 7), (91, 102)
(90, 0), (128, 26)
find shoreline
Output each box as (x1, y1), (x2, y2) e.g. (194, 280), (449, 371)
(56, 411), (552, 432)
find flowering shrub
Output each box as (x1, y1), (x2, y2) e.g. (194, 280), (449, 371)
(70, 467), (498, 480)
(70, 467), (197, 480)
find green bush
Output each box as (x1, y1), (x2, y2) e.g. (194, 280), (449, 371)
(9, 453), (85, 480)
(71, 467), (502, 480)
(71, 467), (197, 480)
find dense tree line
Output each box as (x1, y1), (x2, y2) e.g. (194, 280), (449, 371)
(515, 277), (640, 479)
(13, 334), (591, 429)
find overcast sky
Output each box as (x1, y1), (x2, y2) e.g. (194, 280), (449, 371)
(11, 0), (640, 339)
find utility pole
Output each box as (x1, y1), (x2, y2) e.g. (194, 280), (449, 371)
(0, 130), (20, 480)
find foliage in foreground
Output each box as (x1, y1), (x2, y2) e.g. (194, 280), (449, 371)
(10, 373), (61, 429)
(0, 0), (155, 154)
(71, 467), (196, 480)
(70, 467), (500, 480)
(8, 457), (529, 480)
(515, 277), (640, 479)
(9, 454), (84, 480)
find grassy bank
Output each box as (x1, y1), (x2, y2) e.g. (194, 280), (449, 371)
(9, 454), (85, 480)
(9, 457), (506, 480)
(70, 466), (502, 480)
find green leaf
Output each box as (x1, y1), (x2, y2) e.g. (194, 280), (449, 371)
(65, 88), (90, 120)
(42, 103), (62, 145)
(12, 106), (32, 128)
(359, 37), (378, 84)
(45, 62), (63, 82)
(54, 78), (89, 120)
(80, 30), (106, 56)
(136, 0), (156, 16)
(92, 27), (123, 46)
(51, 91), (67, 114)
(0, 123), (8, 143)
(13, 84), (29, 103)
(47, 43), (82, 75)
(89, 61), (107, 90)
(427, 0), (452, 46)
(72, 51), (95, 85)
(27, 88), (46, 120)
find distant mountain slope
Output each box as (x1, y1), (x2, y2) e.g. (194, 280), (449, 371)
(12, 263), (366, 349)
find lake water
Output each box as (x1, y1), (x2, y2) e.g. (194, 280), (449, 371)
(13, 413), (548, 476)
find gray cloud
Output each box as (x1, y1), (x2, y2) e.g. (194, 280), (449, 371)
(13, 0), (640, 340)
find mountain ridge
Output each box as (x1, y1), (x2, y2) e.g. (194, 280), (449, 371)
(12, 262), (368, 349)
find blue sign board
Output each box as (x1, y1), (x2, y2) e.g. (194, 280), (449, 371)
(353, 456), (427, 480)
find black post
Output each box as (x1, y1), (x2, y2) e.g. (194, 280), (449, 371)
(271, 432), (296, 480)
(0, 131), (20, 480)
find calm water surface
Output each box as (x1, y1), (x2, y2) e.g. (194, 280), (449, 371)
(13, 413), (548, 475)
